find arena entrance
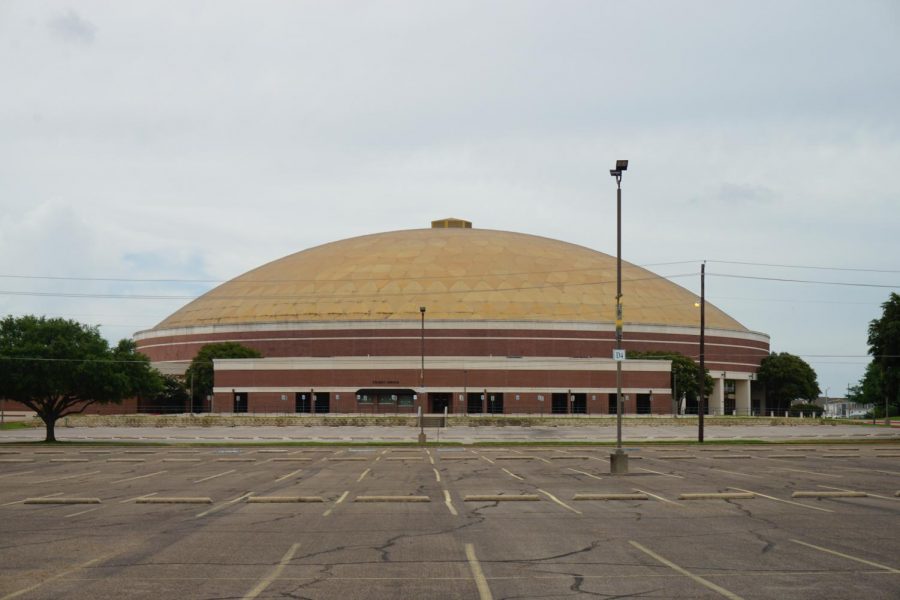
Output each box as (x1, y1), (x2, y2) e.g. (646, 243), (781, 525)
(636, 393), (652, 415)
(356, 389), (416, 413)
(467, 393), (483, 414)
(430, 393), (452, 413)
(233, 392), (248, 413)
(295, 392), (330, 413)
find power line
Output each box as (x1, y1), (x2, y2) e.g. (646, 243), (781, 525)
(708, 259), (900, 274)
(709, 273), (900, 289)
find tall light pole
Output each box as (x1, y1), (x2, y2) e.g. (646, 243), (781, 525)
(609, 159), (628, 475)
(698, 261), (706, 442)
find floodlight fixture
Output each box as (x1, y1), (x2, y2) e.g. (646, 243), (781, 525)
(616, 159), (629, 171)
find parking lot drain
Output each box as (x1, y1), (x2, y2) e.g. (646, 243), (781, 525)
(137, 497), (213, 504)
(108, 458), (145, 462)
(792, 491), (867, 498)
(354, 495), (431, 502)
(248, 496), (324, 503)
(464, 494), (541, 502)
(678, 492), (755, 500)
(25, 498), (101, 504)
(573, 493), (648, 501)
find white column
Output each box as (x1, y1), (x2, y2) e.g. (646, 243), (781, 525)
(712, 377), (725, 415)
(735, 379), (751, 416)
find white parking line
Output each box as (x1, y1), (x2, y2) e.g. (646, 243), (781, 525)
(708, 468), (761, 479)
(637, 467), (684, 479)
(111, 471), (166, 484)
(465, 543), (494, 600)
(195, 492), (253, 518)
(538, 489), (581, 515)
(566, 468), (603, 481)
(0, 548), (122, 600)
(120, 492), (159, 504)
(34, 470), (101, 484)
(433, 468), (441, 483)
(275, 468), (303, 483)
(64, 506), (101, 518)
(193, 469), (236, 484)
(818, 485), (899, 501)
(323, 491), (349, 517)
(632, 489), (684, 507)
(727, 487), (834, 513)
(0, 470), (33, 479)
(480, 455), (495, 465)
(790, 539), (899, 573)
(242, 542), (301, 600)
(774, 467), (842, 479)
(1, 492), (63, 507)
(357, 468), (370, 482)
(629, 540), (743, 600)
(444, 490), (458, 516)
(501, 468), (524, 481)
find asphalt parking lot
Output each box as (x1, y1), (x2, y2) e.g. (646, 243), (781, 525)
(1, 444), (898, 599)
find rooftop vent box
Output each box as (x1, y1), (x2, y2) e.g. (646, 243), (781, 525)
(431, 218), (472, 229)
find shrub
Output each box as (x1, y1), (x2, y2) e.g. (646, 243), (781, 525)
(788, 403), (823, 417)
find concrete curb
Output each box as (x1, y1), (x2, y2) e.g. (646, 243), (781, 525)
(792, 491), (867, 498)
(678, 492), (755, 500)
(24, 498), (101, 504)
(573, 493), (649, 501)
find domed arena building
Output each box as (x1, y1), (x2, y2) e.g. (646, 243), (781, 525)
(135, 219), (770, 416)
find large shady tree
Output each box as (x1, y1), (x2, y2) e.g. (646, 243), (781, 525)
(629, 350), (713, 413)
(0, 315), (162, 441)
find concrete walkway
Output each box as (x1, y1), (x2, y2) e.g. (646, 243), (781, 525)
(2, 423), (898, 444)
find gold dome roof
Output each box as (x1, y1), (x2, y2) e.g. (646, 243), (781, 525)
(151, 226), (746, 331)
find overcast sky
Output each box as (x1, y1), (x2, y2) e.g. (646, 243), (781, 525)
(1, 0), (899, 397)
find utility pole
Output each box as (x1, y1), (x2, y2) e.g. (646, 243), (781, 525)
(698, 261), (706, 443)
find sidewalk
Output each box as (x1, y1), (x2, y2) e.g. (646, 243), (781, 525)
(2, 423), (898, 444)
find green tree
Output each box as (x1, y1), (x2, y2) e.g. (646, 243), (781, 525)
(757, 352), (820, 413)
(150, 374), (190, 414)
(867, 292), (900, 418)
(629, 351), (713, 412)
(847, 361), (883, 406)
(0, 316), (162, 442)
(184, 342), (262, 409)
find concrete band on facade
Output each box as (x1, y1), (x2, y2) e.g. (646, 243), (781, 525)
(133, 219), (770, 416)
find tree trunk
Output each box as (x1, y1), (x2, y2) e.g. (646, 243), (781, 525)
(44, 415), (57, 442)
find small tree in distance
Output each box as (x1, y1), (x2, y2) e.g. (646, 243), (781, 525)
(0, 316), (162, 442)
(184, 342), (262, 410)
(757, 352), (820, 414)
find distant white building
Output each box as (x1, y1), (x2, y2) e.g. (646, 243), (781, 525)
(817, 396), (872, 419)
